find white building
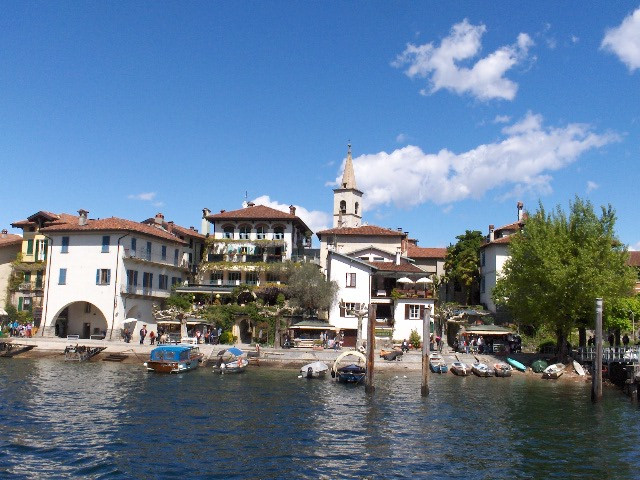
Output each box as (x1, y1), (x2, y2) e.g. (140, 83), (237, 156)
(0, 229), (22, 312)
(479, 202), (526, 313)
(39, 210), (193, 340)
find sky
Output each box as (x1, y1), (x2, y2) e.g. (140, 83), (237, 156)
(1, 2), (639, 250)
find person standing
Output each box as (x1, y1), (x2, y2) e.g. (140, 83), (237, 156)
(139, 325), (147, 345)
(149, 330), (156, 345)
(623, 334), (630, 347)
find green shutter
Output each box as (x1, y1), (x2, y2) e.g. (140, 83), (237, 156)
(18, 297), (23, 311)
(27, 239), (34, 255)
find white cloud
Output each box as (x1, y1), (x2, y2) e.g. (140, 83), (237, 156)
(396, 133), (409, 143)
(493, 115), (511, 124)
(331, 112), (619, 210)
(601, 7), (640, 71)
(393, 19), (534, 101)
(251, 195), (331, 234)
(128, 192), (157, 201)
(630, 241), (640, 251)
(571, 35), (580, 44)
(586, 181), (599, 193)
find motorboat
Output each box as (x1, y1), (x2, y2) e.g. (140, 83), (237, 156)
(429, 353), (448, 374)
(213, 347), (248, 374)
(531, 359), (548, 373)
(300, 361), (329, 379)
(380, 348), (403, 361)
(573, 360), (586, 376)
(506, 357), (527, 372)
(471, 363), (494, 377)
(144, 345), (203, 373)
(450, 361), (471, 376)
(542, 363), (566, 379)
(331, 350), (367, 384)
(493, 362), (513, 377)
(64, 344), (106, 361)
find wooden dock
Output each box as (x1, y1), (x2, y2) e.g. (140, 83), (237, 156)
(0, 342), (36, 357)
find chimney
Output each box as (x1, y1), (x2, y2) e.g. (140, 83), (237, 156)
(248, 202), (255, 207)
(289, 205), (296, 216)
(517, 202), (524, 221)
(220, 209), (225, 214)
(397, 227), (402, 232)
(395, 247), (401, 265)
(190, 226), (195, 231)
(1, 229), (6, 238)
(78, 209), (89, 226)
(155, 213), (164, 225)
(201, 208), (211, 236)
(489, 224), (495, 242)
(202, 208), (211, 218)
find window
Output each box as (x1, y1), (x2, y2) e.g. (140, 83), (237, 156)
(355, 202), (359, 215)
(35, 271), (43, 288)
(340, 200), (346, 214)
(20, 297), (32, 312)
(223, 226), (234, 239)
(239, 225), (251, 240)
(409, 305), (420, 320)
(161, 245), (167, 261)
(159, 274), (168, 290)
(266, 272), (279, 283)
(340, 302), (358, 317)
(273, 226), (284, 240)
(96, 269), (111, 285)
(61, 236), (69, 253)
(102, 236), (110, 253)
(24, 272), (31, 284)
(246, 272), (258, 285)
(26, 239), (34, 255)
(85, 302), (92, 313)
(36, 239), (47, 261)
(256, 226), (266, 240)
(480, 251), (485, 267)
(127, 270), (138, 286)
(210, 271), (223, 285)
(174, 248), (179, 265)
(480, 276), (486, 293)
(228, 271), (241, 285)
(143, 272), (153, 289)
(146, 242), (152, 261)
(131, 238), (137, 255)
(171, 276), (182, 286)
(346, 272), (356, 288)
(58, 268), (67, 285)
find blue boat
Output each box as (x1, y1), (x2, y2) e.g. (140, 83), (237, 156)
(429, 353), (448, 374)
(506, 357), (526, 372)
(331, 350), (367, 384)
(144, 345), (203, 373)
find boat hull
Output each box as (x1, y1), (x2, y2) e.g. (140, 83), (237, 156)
(450, 363), (470, 376)
(337, 372), (365, 384)
(542, 363), (565, 379)
(146, 358), (201, 373)
(213, 358), (248, 374)
(429, 363), (448, 374)
(494, 364), (513, 377)
(506, 357), (527, 372)
(472, 364), (494, 377)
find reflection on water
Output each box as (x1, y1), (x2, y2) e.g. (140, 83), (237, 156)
(1, 358), (639, 479)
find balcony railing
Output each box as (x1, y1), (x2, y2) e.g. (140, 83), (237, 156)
(121, 285), (171, 298)
(372, 288), (433, 299)
(124, 248), (189, 269)
(204, 253), (285, 264)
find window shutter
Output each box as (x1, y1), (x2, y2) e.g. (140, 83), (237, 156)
(420, 305), (425, 318)
(18, 297), (23, 311)
(96, 269), (100, 284)
(405, 304), (410, 319)
(340, 306), (345, 317)
(106, 270), (111, 284)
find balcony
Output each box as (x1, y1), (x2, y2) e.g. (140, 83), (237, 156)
(124, 248), (189, 270)
(120, 285), (170, 298)
(204, 253), (285, 264)
(372, 288), (433, 299)
(18, 282), (44, 292)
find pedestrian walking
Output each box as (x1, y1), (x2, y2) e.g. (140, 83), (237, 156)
(140, 325), (147, 345)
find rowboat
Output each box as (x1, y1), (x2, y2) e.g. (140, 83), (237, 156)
(380, 349), (403, 361)
(472, 363), (494, 377)
(213, 347), (248, 374)
(331, 350), (367, 384)
(531, 359), (548, 373)
(299, 361), (329, 379)
(542, 363), (566, 379)
(573, 360), (586, 376)
(494, 362), (513, 377)
(429, 353), (448, 374)
(450, 361), (471, 376)
(506, 357), (527, 372)
(145, 345), (203, 373)
(64, 345), (106, 361)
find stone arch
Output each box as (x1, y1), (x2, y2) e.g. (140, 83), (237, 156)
(51, 301), (108, 339)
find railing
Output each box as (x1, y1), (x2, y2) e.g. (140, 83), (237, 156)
(124, 248), (189, 269)
(204, 253), (285, 264)
(371, 288), (433, 299)
(19, 283), (32, 291)
(121, 285), (171, 298)
(574, 346), (639, 363)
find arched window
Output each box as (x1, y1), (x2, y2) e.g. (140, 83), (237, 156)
(339, 200), (346, 214)
(355, 202), (359, 215)
(239, 225), (251, 240)
(223, 226), (234, 239)
(273, 226), (285, 240)
(256, 225), (267, 240)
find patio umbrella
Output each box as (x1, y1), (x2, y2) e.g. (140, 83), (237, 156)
(415, 277), (433, 284)
(396, 277), (413, 284)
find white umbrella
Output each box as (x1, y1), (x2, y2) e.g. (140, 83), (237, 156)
(396, 277), (413, 284)
(415, 277), (433, 284)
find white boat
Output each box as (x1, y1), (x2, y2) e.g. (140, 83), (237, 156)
(300, 361), (329, 379)
(471, 363), (494, 377)
(213, 347), (248, 374)
(542, 363), (566, 379)
(493, 362), (513, 377)
(450, 361), (471, 376)
(429, 353), (448, 374)
(573, 360), (586, 376)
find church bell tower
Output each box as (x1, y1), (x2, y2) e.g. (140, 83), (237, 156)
(333, 144), (363, 228)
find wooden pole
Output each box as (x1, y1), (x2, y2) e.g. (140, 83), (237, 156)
(365, 304), (376, 394)
(421, 306), (432, 397)
(592, 298), (603, 402)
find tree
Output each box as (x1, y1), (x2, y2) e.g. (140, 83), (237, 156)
(444, 230), (484, 304)
(493, 197), (635, 359)
(286, 262), (339, 316)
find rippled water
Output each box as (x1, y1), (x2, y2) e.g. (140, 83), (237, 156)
(1, 358), (639, 479)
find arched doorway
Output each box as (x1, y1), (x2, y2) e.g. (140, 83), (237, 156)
(238, 319), (253, 344)
(52, 302), (108, 339)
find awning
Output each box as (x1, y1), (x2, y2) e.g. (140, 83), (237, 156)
(0, 308), (8, 316)
(157, 320), (181, 325)
(464, 325), (513, 336)
(290, 319), (334, 330)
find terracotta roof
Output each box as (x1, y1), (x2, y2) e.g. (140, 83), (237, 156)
(367, 261), (424, 273)
(495, 220), (524, 234)
(629, 251), (640, 267)
(12, 212), (79, 228)
(0, 233), (22, 248)
(407, 246), (447, 259)
(141, 217), (206, 240)
(207, 205), (312, 234)
(40, 217), (187, 244)
(480, 235), (513, 248)
(317, 225), (405, 238)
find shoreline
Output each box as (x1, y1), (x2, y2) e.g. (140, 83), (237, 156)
(1, 336), (595, 383)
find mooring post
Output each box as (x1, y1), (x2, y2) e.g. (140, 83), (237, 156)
(592, 298), (603, 402)
(421, 306), (432, 397)
(365, 304), (376, 394)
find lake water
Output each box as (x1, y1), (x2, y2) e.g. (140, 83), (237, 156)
(1, 358), (639, 479)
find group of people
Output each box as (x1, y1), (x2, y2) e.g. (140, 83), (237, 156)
(122, 324), (224, 345)
(588, 332), (634, 348)
(3, 321), (34, 337)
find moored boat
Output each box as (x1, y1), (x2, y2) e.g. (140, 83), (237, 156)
(506, 357), (527, 372)
(300, 361), (329, 379)
(145, 345), (203, 373)
(213, 347), (248, 374)
(573, 360), (586, 376)
(494, 362), (513, 377)
(531, 359), (548, 373)
(542, 363), (566, 379)
(450, 361), (471, 376)
(471, 363), (494, 377)
(331, 350), (367, 384)
(429, 353), (448, 374)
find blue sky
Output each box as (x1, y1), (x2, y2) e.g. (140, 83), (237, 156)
(1, 3), (639, 249)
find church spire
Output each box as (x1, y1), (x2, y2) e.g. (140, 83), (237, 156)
(341, 143), (357, 190)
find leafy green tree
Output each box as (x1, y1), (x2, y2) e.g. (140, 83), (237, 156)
(605, 295), (640, 340)
(444, 230), (484, 304)
(286, 262), (339, 316)
(494, 197), (635, 359)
